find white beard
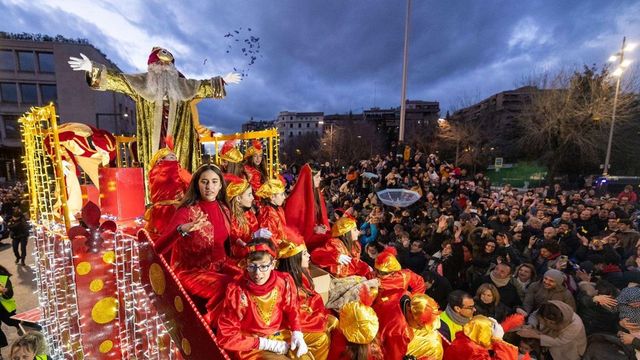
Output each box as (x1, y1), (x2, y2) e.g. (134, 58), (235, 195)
(144, 63), (182, 102)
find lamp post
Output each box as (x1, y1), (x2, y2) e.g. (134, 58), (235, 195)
(603, 37), (635, 175)
(398, 0), (412, 143)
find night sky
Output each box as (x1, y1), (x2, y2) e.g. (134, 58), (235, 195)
(2, 0), (639, 133)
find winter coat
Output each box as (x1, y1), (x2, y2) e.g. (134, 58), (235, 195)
(523, 280), (576, 314)
(530, 300), (587, 360)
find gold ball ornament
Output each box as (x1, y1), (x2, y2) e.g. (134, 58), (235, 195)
(149, 263), (166, 295)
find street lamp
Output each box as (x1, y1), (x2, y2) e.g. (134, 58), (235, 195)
(603, 36), (636, 175)
(398, 0), (412, 143)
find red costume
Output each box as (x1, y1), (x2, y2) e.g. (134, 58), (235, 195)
(229, 209), (259, 259)
(372, 248), (427, 359)
(311, 238), (370, 277)
(153, 200), (233, 322)
(297, 276), (329, 333)
(244, 164), (264, 194)
(146, 160), (191, 237)
(284, 164), (331, 251)
(258, 205), (287, 246)
(216, 271), (301, 355)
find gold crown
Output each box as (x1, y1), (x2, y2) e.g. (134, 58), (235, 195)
(255, 178), (285, 198)
(331, 216), (357, 237)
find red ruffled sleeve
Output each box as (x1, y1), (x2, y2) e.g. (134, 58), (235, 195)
(257, 206), (286, 245)
(153, 206), (190, 255)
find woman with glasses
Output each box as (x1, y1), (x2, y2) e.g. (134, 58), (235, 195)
(217, 238), (310, 359)
(276, 229), (335, 360)
(153, 164), (234, 326)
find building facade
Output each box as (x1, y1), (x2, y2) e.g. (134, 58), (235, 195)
(241, 118), (276, 132)
(275, 111), (324, 144)
(0, 33), (136, 182)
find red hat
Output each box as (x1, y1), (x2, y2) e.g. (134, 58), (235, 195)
(244, 139), (263, 158)
(148, 47), (175, 65)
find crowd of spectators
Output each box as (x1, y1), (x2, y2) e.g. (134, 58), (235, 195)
(282, 151), (640, 359)
(0, 183), (30, 265)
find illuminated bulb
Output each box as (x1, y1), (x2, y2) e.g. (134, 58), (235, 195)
(612, 67), (624, 77)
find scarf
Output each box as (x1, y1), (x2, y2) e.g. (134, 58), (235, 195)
(445, 305), (470, 326)
(490, 271), (511, 288)
(244, 271), (277, 296)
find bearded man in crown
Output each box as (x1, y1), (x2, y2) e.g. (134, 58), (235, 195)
(68, 47), (241, 172)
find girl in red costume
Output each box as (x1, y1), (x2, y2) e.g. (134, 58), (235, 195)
(243, 140), (268, 195)
(276, 228), (336, 360)
(371, 247), (426, 359)
(145, 136), (191, 238)
(217, 238), (310, 359)
(256, 178), (288, 246)
(311, 214), (371, 278)
(218, 140), (244, 177)
(225, 174), (258, 260)
(328, 287), (384, 360)
(153, 164), (233, 325)
(285, 164), (331, 251)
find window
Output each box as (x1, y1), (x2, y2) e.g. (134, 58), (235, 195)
(0, 83), (17, 102)
(37, 52), (55, 73)
(289, 123), (293, 128)
(306, 123), (310, 128)
(40, 84), (57, 103)
(17, 51), (35, 72)
(20, 83), (38, 103)
(298, 123), (301, 128)
(315, 123), (318, 128)
(289, 132), (293, 137)
(298, 131), (301, 135)
(0, 50), (14, 71)
(3, 115), (20, 139)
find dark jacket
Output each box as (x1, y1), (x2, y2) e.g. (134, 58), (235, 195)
(473, 274), (522, 308)
(474, 299), (513, 322)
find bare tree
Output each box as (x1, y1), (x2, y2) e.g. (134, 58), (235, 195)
(281, 132), (320, 166)
(436, 118), (491, 171)
(320, 120), (383, 166)
(518, 64), (640, 177)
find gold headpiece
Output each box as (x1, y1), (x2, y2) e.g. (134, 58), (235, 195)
(224, 174), (250, 200)
(331, 215), (357, 237)
(463, 315), (494, 349)
(149, 148), (173, 170)
(374, 247), (401, 273)
(220, 141), (243, 163)
(278, 228), (306, 259)
(255, 178), (285, 198)
(339, 302), (379, 344)
(244, 139), (263, 159)
(410, 294), (441, 329)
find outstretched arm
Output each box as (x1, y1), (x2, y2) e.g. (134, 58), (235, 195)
(68, 53), (137, 97)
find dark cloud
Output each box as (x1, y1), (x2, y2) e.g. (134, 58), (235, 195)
(2, 0), (638, 132)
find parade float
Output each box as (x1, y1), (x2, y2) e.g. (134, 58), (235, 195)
(20, 103), (283, 359)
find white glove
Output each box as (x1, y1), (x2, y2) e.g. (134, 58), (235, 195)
(290, 331), (309, 357)
(337, 254), (352, 266)
(258, 337), (289, 354)
(253, 228), (272, 239)
(68, 53), (92, 72)
(222, 72), (242, 84)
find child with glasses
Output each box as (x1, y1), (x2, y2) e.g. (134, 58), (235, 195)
(217, 238), (310, 359)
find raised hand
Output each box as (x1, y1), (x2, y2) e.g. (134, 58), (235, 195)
(222, 72), (242, 84)
(67, 53), (92, 72)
